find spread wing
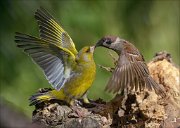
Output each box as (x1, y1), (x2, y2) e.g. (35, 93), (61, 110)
(34, 7), (78, 55)
(15, 32), (76, 90)
(105, 44), (165, 97)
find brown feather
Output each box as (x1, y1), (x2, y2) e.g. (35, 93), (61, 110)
(103, 39), (165, 96)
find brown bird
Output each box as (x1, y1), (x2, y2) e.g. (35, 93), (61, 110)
(95, 36), (165, 96)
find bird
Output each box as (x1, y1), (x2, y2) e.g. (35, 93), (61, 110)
(14, 7), (96, 105)
(95, 36), (165, 97)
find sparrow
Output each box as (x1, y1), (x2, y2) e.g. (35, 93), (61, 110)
(95, 36), (165, 96)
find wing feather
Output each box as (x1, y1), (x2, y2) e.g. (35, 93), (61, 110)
(35, 7), (78, 55)
(15, 32), (75, 90)
(119, 66), (125, 93)
(105, 48), (165, 96)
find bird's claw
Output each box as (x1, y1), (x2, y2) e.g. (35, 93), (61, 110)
(98, 64), (114, 72)
(108, 51), (118, 66)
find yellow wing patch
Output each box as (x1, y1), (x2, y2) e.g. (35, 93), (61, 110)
(35, 7), (78, 55)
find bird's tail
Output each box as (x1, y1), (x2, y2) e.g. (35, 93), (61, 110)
(145, 76), (166, 97)
(29, 92), (51, 106)
(29, 89), (65, 106)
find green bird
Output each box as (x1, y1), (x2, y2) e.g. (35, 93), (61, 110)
(15, 7), (96, 105)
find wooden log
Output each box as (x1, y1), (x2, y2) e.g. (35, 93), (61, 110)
(31, 51), (180, 128)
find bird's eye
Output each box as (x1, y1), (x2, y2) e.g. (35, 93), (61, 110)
(105, 40), (111, 45)
(85, 48), (90, 53)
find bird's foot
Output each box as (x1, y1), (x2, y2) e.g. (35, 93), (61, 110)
(108, 51), (118, 66)
(71, 105), (90, 118)
(82, 94), (90, 104)
(98, 64), (114, 72)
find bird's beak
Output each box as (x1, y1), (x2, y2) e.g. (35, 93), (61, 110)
(90, 46), (95, 53)
(95, 40), (101, 48)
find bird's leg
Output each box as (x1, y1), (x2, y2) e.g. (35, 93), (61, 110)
(70, 99), (84, 107)
(98, 51), (117, 73)
(98, 64), (114, 72)
(82, 93), (90, 104)
(108, 51), (118, 66)
(69, 99), (75, 106)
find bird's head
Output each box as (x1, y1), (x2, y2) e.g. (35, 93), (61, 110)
(77, 46), (95, 63)
(95, 36), (127, 53)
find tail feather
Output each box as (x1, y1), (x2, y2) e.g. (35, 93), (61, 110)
(145, 76), (166, 97)
(29, 92), (53, 106)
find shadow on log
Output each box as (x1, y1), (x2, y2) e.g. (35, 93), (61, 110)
(31, 51), (180, 128)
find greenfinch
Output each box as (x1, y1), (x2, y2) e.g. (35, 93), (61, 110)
(95, 36), (165, 97)
(15, 7), (96, 105)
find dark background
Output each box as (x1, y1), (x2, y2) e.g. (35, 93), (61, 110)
(0, 0), (179, 118)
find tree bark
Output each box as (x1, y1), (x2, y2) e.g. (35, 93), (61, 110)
(31, 51), (180, 128)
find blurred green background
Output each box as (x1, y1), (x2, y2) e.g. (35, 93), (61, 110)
(0, 0), (179, 118)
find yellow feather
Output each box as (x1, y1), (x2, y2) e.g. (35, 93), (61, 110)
(15, 8), (96, 106)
